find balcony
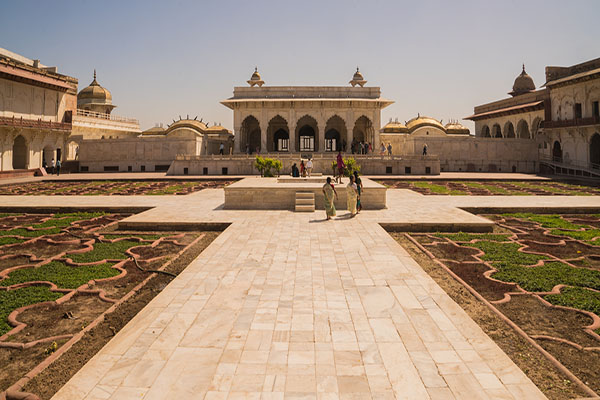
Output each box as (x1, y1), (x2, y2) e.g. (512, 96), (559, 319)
(542, 116), (600, 129)
(0, 115), (71, 131)
(76, 109), (139, 124)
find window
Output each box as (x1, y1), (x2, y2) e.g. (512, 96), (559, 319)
(593, 101), (599, 118)
(325, 138), (337, 152)
(575, 103), (582, 119)
(277, 138), (289, 151)
(299, 136), (314, 152)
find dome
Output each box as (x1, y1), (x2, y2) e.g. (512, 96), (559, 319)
(444, 121), (470, 135)
(349, 67), (367, 87)
(78, 70), (112, 103)
(77, 70), (116, 114)
(381, 119), (408, 134)
(510, 64), (536, 96)
(405, 115), (445, 132)
(247, 67), (265, 87)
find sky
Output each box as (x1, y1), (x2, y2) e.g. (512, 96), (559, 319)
(1, 0), (598, 131)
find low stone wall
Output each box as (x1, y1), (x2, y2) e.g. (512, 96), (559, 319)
(224, 177), (386, 210)
(167, 153), (440, 176)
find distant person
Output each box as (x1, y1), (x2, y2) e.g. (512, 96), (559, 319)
(246, 143), (250, 154)
(368, 142), (372, 154)
(387, 142), (392, 156)
(51, 158), (55, 175)
(346, 175), (358, 217)
(423, 143), (428, 156)
(380, 143), (386, 155)
(322, 176), (337, 220)
(336, 151), (345, 184)
(342, 139), (347, 152)
(56, 159), (61, 176)
(42, 159), (47, 172)
(291, 163), (299, 177)
(219, 143), (224, 155)
(300, 160), (306, 177)
(354, 171), (363, 212)
(306, 158), (313, 177)
(75, 145), (79, 160)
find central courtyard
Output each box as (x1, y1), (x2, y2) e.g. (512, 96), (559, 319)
(1, 176), (599, 400)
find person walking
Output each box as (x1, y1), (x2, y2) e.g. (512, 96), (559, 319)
(387, 142), (392, 156)
(306, 157), (313, 177)
(336, 151), (345, 184)
(353, 171), (363, 213)
(322, 177), (337, 220)
(56, 159), (62, 176)
(300, 160), (306, 177)
(51, 158), (55, 175)
(423, 143), (428, 156)
(219, 143), (224, 155)
(346, 175), (358, 217)
(380, 142), (386, 156)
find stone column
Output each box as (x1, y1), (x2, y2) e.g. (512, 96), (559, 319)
(260, 106), (267, 153)
(317, 108), (325, 153)
(373, 109), (381, 154)
(288, 108), (296, 153)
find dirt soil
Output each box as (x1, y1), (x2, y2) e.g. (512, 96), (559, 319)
(393, 233), (587, 400)
(21, 232), (219, 400)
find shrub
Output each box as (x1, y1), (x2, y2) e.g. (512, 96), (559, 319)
(330, 157), (361, 177)
(254, 156), (283, 177)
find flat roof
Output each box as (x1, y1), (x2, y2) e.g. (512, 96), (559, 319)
(465, 101), (544, 121)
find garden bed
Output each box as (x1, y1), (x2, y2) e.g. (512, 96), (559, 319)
(378, 179), (600, 195)
(392, 213), (600, 398)
(0, 179), (236, 196)
(0, 212), (220, 399)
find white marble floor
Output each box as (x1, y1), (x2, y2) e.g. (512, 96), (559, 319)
(6, 188), (594, 399)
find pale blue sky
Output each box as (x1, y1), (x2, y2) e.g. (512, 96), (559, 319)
(1, 0), (598, 131)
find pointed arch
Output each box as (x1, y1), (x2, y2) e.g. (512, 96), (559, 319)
(267, 115), (289, 152)
(12, 135), (28, 170)
(504, 121), (515, 138)
(353, 115), (373, 149)
(492, 123), (502, 138)
(325, 115), (347, 152)
(531, 117), (542, 137)
(590, 133), (600, 167)
(241, 115), (261, 154)
(481, 125), (491, 138)
(516, 120), (530, 139)
(296, 114), (318, 152)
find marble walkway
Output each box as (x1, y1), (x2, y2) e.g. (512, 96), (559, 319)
(4, 188), (598, 399)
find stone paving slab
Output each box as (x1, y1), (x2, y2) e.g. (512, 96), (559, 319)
(3, 188), (597, 399)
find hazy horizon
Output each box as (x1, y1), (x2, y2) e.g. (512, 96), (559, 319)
(1, 0), (598, 131)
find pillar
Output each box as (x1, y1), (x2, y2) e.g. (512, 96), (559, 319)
(288, 109), (296, 152)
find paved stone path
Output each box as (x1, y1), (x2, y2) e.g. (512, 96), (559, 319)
(3, 187), (597, 399)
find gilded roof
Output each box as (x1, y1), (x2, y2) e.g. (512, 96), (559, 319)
(381, 121), (408, 133)
(444, 122), (470, 134)
(78, 70), (112, 103)
(405, 115), (444, 131)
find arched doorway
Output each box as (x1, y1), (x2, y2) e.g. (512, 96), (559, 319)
(481, 125), (491, 137)
(504, 122), (515, 138)
(241, 116), (261, 154)
(296, 115), (318, 152)
(12, 135), (27, 170)
(266, 115), (289, 152)
(325, 115), (347, 152)
(43, 145), (54, 168)
(492, 124), (502, 138)
(273, 129), (289, 152)
(531, 117), (542, 137)
(325, 129), (340, 152)
(353, 116), (373, 152)
(517, 120), (530, 139)
(553, 141), (563, 162)
(590, 133), (600, 167)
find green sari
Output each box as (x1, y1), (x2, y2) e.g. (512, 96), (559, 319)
(323, 183), (336, 217)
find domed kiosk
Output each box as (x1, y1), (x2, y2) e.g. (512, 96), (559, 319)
(509, 64), (536, 97)
(77, 70), (116, 115)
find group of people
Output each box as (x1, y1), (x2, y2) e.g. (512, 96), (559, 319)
(322, 170), (363, 220)
(291, 158), (313, 177)
(351, 140), (393, 156)
(42, 158), (61, 175)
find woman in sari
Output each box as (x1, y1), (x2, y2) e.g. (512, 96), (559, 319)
(346, 175), (358, 217)
(353, 171), (363, 213)
(322, 177), (337, 220)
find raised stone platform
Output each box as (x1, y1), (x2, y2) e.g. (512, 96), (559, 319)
(224, 176), (387, 210)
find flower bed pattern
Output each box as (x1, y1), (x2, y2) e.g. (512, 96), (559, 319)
(0, 211), (210, 395)
(0, 179), (235, 196)
(378, 180), (600, 195)
(403, 213), (600, 395)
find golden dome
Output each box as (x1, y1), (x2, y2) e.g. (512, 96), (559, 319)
(406, 115), (445, 132)
(248, 67), (265, 87)
(444, 121), (470, 135)
(78, 70), (112, 103)
(349, 67), (367, 87)
(381, 119), (408, 134)
(510, 64), (536, 96)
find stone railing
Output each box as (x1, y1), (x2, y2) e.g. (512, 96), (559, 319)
(176, 153), (438, 162)
(0, 115), (71, 131)
(76, 109), (139, 124)
(542, 116), (600, 129)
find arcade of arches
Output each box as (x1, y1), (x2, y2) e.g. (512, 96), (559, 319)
(239, 114), (373, 153)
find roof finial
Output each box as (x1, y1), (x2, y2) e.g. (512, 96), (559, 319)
(522, 63), (525, 73)
(93, 69), (96, 79)
(255, 66), (258, 73)
(357, 66), (359, 72)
